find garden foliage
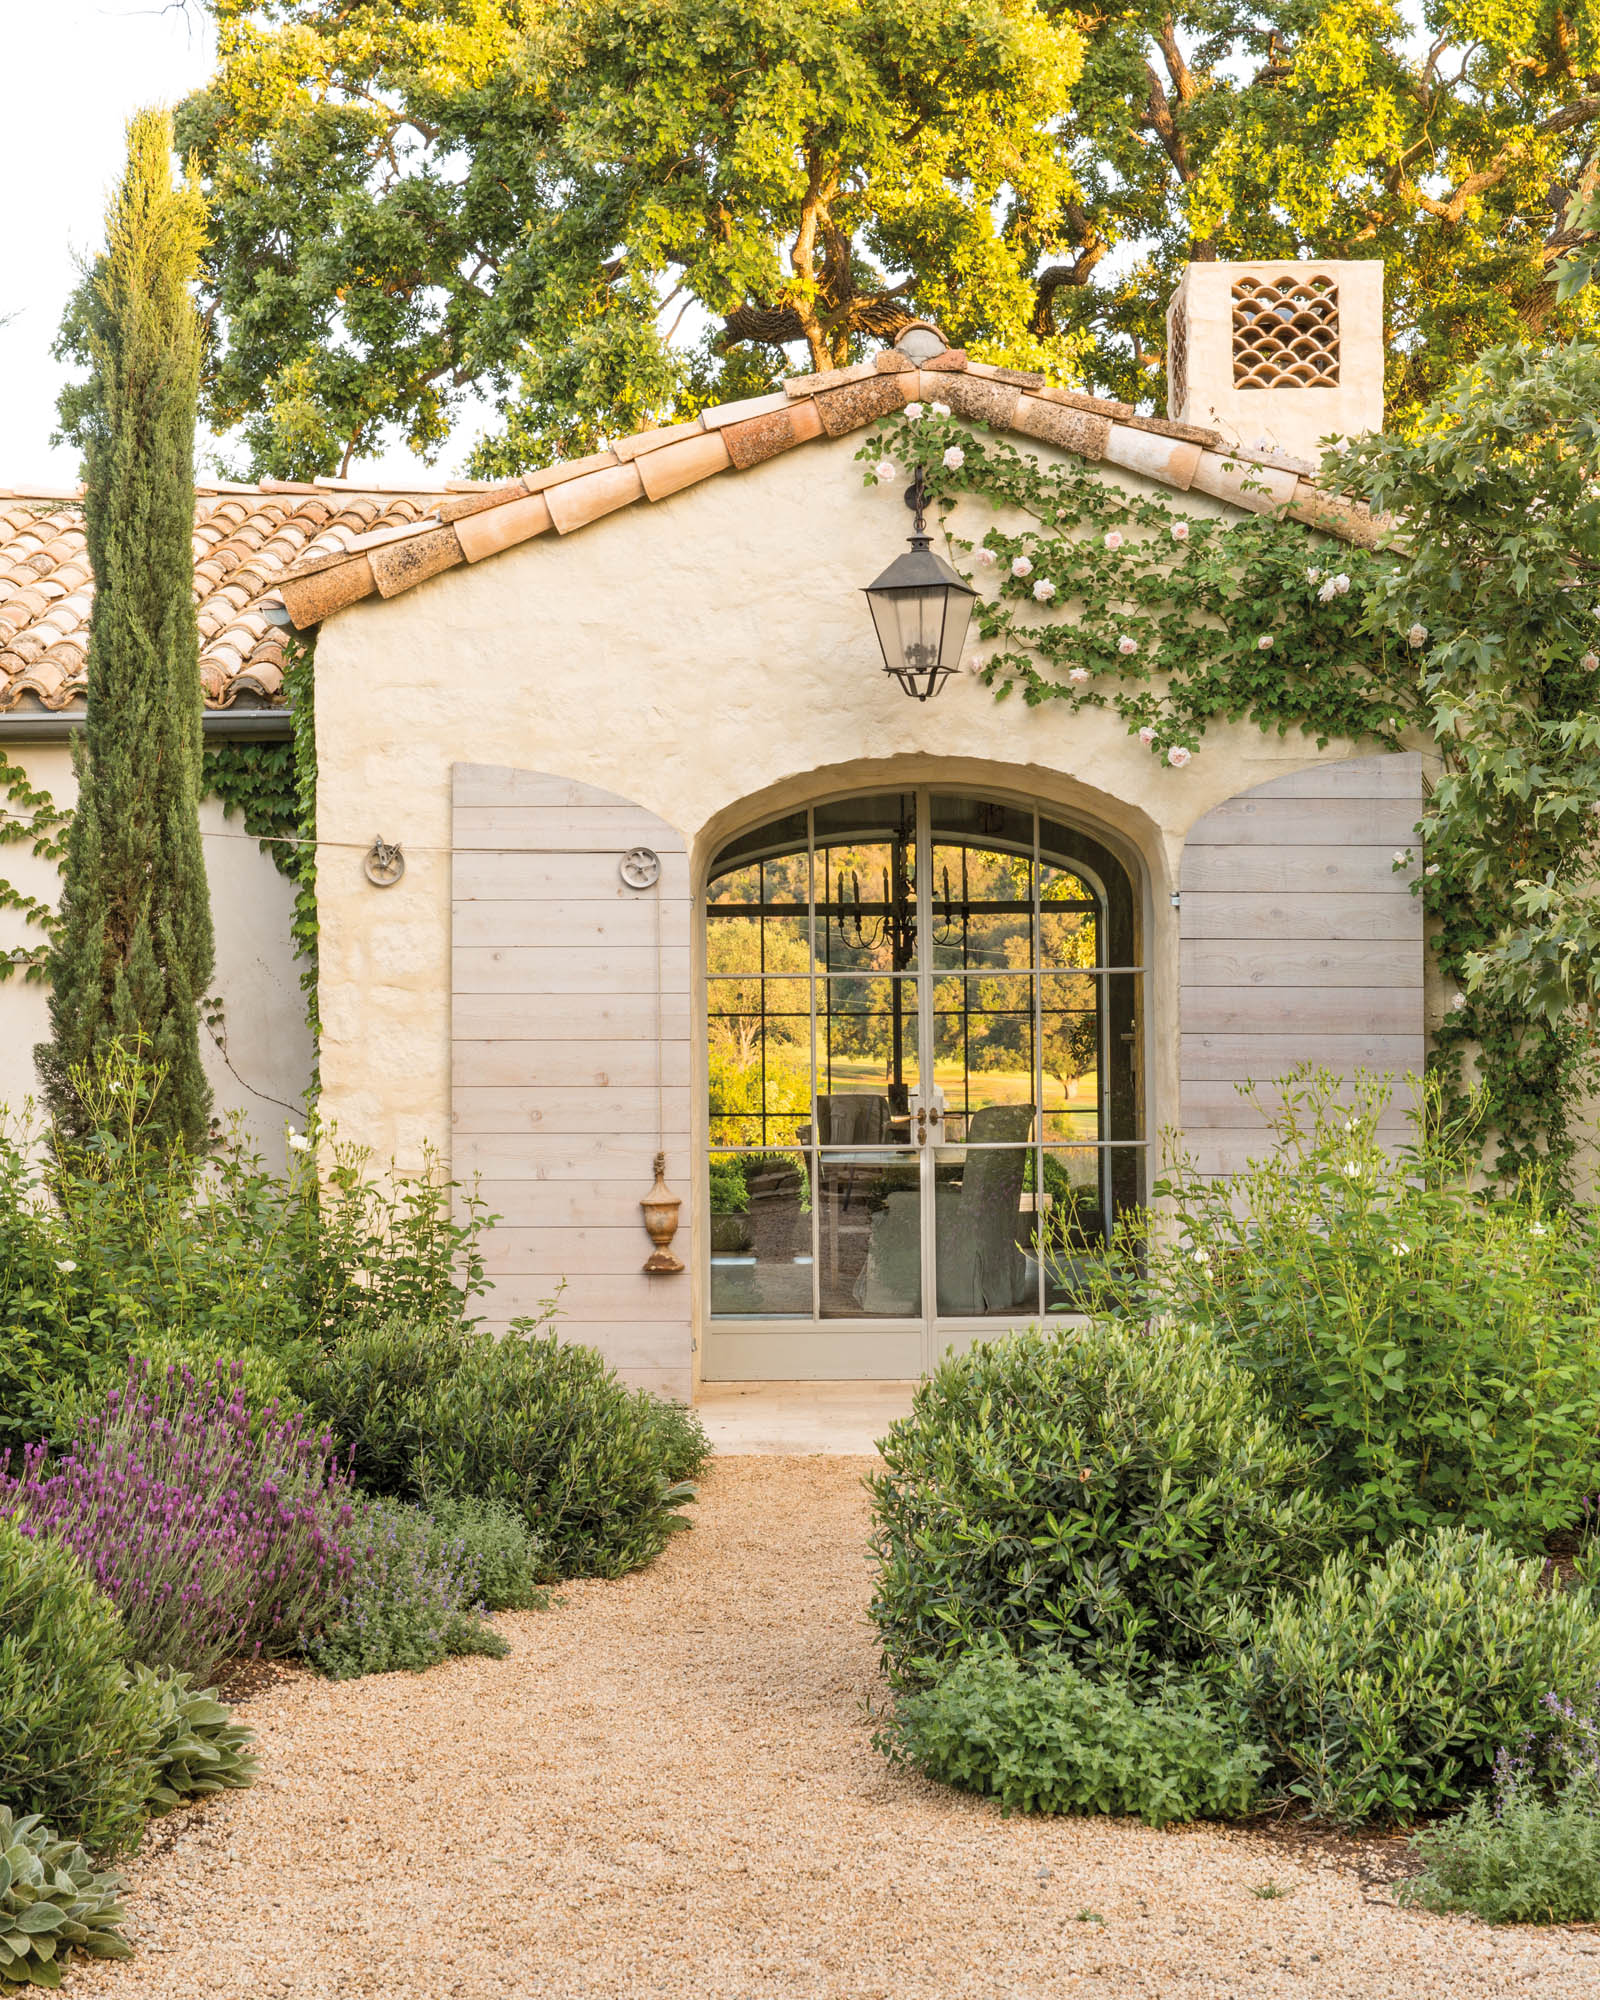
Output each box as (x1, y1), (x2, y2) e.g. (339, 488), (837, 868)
(1398, 1769), (1600, 1925)
(1105, 1070), (1600, 1551)
(131, 1666), (258, 1813)
(0, 1518), (159, 1858)
(296, 1314), (709, 1578)
(305, 1494), (511, 1680)
(0, 1359), (354, 1683)
(418, 1493), (547, 1613)
(0, 1806), (131, 1989)
(879, 1642), (1267, 1826)
(868, 1316), (1343, 1689)
(1226, 1527), (1600, 1825)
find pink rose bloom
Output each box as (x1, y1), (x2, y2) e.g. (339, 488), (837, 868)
(1257, 634), (1274, 650)
(1068, 667), (1091, 685)
(1033, 579), (1056, 602)
(1011, 555), (1033, 579)
(1104, 531), (1124, 552)
(1118, 635), (1138, 656)
(1167, 745), (1192, 768)
(1138, 726), (1157, 745)
(1171, 522), (1190, 541)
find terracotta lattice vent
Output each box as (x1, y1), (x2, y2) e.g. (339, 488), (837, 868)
(1231, 274), (1340, 390)
(1167, 303), (1188, 416)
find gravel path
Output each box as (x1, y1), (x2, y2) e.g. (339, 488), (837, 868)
(75, 1457), (1600, 1999)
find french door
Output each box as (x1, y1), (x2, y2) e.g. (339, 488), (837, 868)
(702, 789), (1145, 1380)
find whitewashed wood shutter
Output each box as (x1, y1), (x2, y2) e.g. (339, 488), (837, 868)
(451, 765), (692, 1396)
(1178, 753), (1425, 1176)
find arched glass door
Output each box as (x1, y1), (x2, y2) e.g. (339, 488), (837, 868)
(703, 790), (1145, 1379)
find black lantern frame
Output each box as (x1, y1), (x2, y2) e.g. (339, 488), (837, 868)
(863, 467), (977, 700)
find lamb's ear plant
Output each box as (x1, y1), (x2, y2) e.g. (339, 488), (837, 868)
(129, 1666), (257, 1813)
(0, 1805), (132, 1988)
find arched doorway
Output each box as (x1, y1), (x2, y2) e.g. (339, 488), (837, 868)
(702, 787), (1146, 1379)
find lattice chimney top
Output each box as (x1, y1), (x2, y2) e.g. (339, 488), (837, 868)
(1166, 260), (1383, 468)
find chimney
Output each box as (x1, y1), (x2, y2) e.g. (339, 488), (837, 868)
(1166, 259), (1384, 467)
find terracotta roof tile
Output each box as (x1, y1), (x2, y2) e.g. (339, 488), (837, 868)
(0, 485), (443, 712)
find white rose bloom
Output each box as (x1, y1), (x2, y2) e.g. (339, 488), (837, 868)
(1450, 992), (1468, 1010)
(1318, 580), (1338, 604)
(873, 458), (899, 483)
(1257, 634), (1274, 650)
(1033, 579), (1056, 601)
(967, 656), (986, 675)
(1392, 850), (1410, 866)
(1011, 556), (1033, 578)
(1118, 635), (1138, 656)
(1068, 667), (1091, 684)
(1138, 726), (1157, 745)
(1407, 623), (1428, 646)
(1425, 862), (1440, 877)
(1104, 531), (1124, 552)
(1334, 573), (1351, 594)
(1583, 651), (1600, 672)
(1306, 568), (1322, 585)
(288, 1132), (312, 1153)
(904, 401), (923, 420)
(1171, 521), (1190, 542)
(943, 446), (965, 471)
(1167, 745), (1192, 768)
(930, 401), (951, 418)
(975, 546), (997, 567)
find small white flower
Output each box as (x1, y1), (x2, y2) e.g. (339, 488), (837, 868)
(1333, 573), (1351, 595)
(975, 545), (997, 567)
(1171, 521), (1190, 542)
(55, 1258), (76, 1274)
(1317, 580), (1338, 604)
(1167, 745), (1192, 768)
(1306, 568), (1322, 585)
(1257, 634), (1275, 651)
(287, 1132), (312, 1153)
(1425, 862), (1440, 877)
(1407, 623), (1428, 647)
(904, 401), (923, 420)
(1390, 1241), (1410, 1258)
(1068, 666), (1091, 685)
(1011, 555), (1033, 579)
(1342, 1161), (1361, 1179)
(1450, 992), (1468, 1011)
(873, 458), (899, 484)
(930, 401), (951, 418)
(1118, 634), (1139, 657)
(1344, 1117), (1360, 1132)
(1104, 531), (1124, 552)
(1584, 652), (1600, 673)
(1531, 1222), (1548, 1238)
(967, 655), (985, 675)
(1033, 579), (1056, 602)
(1393, 850), (1410, 867)
(943, 446), (965, 471)
(1192, 1249), (1212, 1268)
(1138, 726), (1157, 745)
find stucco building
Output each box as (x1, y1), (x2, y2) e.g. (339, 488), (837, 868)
(0, 260), (1432, 1400)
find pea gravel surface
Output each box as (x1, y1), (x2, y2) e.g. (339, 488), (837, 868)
(77, 1456), (1600, 1999)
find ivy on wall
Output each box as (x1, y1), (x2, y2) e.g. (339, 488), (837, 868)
(859, 383), (1597, 1191)
(0, 755), (72, 983)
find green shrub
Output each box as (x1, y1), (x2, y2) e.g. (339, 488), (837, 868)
(305, 1495), (510, 1681)
(1227, 1526), (1600, 1824)
(880, 1643), (1268, 1826)
(0, 1804), (131, 1987)
(0, 1050), (492, 1457)
(129, 1667), (258, 1814)
(418, 1494), (547, 1613)
(296, 1314), (704, 1578)
(868, 1318), (1343, 1688)
(1397, 1767), (1600, 1924)
(0, 1519), (158, 1857)
(1102, 1068), (1600, 1551)
(45, 1330), (309, 1446)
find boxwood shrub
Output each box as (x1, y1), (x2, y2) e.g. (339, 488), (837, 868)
(868, 1319), (1345, 1688)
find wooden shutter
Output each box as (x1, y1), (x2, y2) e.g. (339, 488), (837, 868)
(1178, 753), (1425, 1176)
(451, 765), (692, 1396)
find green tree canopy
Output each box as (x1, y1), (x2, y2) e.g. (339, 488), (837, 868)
(178, 0), (1600, 477)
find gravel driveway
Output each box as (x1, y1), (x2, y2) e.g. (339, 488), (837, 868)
(75, 1456), (1600, 1999)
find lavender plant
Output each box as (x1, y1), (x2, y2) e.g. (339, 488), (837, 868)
(304, 1495), (509, 1680)
(0, 1360), (355, 1683)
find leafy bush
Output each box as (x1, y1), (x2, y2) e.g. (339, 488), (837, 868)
(418, 1494), (546, 1613)
(867, 1318), (1343, 1688)
(129, 1666), (258, 1814)
(1105, 1069), (1600, 1550)
(297, 1314), (707, 1578)
(1227, 1526), (1600, 1824)
(0, 1049), (492, 1456)
(879, 1643), (1267, 1826)
(0, 1518), (158, 1857)
(1, 1360), (355, 1682)
(0, 1805), (131, 1987)
(1398, 1765), (1600, 1924)
(304, 1495), (509, 1680)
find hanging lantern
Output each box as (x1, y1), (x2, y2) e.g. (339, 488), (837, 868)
(863, 466), (977, 700)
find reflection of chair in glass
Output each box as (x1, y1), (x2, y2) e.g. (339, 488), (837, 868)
(936, 1103), (1036, 1314)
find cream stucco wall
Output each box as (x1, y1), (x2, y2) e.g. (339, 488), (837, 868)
(0, 743), (313, 1167)
(310, 425), (1432, 1181)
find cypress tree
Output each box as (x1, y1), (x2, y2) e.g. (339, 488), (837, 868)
(39, 110), (215, 1148)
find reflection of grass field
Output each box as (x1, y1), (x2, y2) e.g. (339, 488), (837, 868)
(821, 1057), (1098, 1112)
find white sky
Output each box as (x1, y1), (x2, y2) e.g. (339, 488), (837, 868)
(0, 0), (464, 490)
